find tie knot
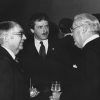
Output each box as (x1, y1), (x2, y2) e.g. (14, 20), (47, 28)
(40, 41), (43, 45)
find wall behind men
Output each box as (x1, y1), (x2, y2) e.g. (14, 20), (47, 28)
(0, 0), (100, 24)
(51, 0), (100, 23)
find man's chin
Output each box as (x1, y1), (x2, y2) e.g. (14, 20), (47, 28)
(41, 37), (48, 40)
(42, 34), (48, 38)
(19, 46), (23, 50)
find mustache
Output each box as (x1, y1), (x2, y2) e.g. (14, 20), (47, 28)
(42, 32), (49, 35)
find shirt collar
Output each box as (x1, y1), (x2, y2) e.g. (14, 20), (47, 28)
(83, 34), (100, 47)
(34, 38), (48, 46)
(2, 46), (16, 60)
(34, 38), (48, 54)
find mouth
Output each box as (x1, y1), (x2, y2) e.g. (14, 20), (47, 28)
(20, 41), (24, 45)
(42, 32), (48, 36)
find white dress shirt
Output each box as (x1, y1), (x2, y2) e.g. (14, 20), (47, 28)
(34, 38), (48, 54)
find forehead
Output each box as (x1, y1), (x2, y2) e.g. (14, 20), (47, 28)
(34, 20), (48, 26)
(73, 19), (86, 28)
(11, 25), (23, 33)
(73, 15), (93, 28)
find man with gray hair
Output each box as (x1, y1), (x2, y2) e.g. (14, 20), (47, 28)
(71, 13), (100, 100)
(0, 21), (26, 100)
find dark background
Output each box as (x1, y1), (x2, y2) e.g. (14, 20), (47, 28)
(0, 0), (100, 25)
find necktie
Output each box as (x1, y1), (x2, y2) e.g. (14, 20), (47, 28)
(39, 41), (46, 58)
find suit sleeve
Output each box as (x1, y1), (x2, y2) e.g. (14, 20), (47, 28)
(0, 59), (13, 100)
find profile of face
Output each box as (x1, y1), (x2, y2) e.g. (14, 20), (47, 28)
(31, 20), (49, 40)
(72, 13), (100, 48)
(8, 25), (26, 54)
(72, 21), (85, 48)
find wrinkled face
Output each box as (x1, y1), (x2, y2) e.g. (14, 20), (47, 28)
(7, 25), (26, 54)
(71, 21), (84, 48)
(33, 20), (49, 40)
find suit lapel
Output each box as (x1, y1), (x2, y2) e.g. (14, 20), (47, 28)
(0, 46), (15, 63)
(28, 40), (40, 56)
(27, 39), (55, 57)
(32, 39), (54, 56)
(47, 40), (55, 56)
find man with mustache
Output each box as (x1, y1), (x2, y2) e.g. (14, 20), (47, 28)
(18, 12), (71, 100)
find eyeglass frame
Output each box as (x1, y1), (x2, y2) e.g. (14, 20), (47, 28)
(70, 24), (85, 33)
(13, 31), (24, 38)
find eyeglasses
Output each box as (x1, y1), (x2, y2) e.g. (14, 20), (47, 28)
(13, 32), (24, 38)
(70, 24), (84, 33)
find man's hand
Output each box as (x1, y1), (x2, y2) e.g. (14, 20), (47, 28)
(29, 86), (40, 98)
(49, 91), (62, 100)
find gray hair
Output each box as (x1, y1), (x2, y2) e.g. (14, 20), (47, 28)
(73, 13), (100, 32)
(0, 21), (21, 44)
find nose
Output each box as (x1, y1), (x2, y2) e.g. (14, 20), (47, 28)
(22, 34), (26, 40)
(43, 28), (46, 33)
(43, 26), (48, 33)
(70, 33), (73, 36)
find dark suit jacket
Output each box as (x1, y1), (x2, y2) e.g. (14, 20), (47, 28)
(70, 37), (100, 100)
(80, 37), (100, 100)
(56, 36), (82, 100)
(18, 36), (73, 99)
(0, 46), (27, 100)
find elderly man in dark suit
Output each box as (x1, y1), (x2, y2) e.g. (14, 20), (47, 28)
(70, 13), (100, 100)
(0, 21), (26, 100)
(18, 12), (72, 100)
